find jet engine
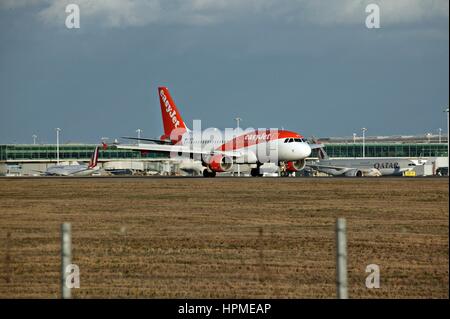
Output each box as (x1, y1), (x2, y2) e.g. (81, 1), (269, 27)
(344, 169), (363, 177)
(206, 154), (233, 172)
(344, 168), (381, 177)
(285, 159), (306, 172)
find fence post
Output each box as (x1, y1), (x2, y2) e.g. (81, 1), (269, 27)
(336, 218), (348, 299)
(61, 223), (72, 299)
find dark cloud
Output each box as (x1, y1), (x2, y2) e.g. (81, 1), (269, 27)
(0, 1), (448, 143)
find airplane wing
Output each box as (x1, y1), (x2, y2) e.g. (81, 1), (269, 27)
(307, 163), (352, 172)
(121, 136), (172, 145)
(31, 169), (47, 176)
(45, 165), (92, 176)
(32, 168), (81, 176)
(116, 143), (244, 159)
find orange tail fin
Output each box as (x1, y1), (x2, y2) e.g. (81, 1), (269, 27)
(158, 87), (187, 142)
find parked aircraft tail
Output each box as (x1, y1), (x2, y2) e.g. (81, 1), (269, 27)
(310, 137), (329, 160)
(88, 146), (100, 168)
(317, 146), (329, 160)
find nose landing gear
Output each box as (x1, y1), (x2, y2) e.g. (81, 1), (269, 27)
(279, 162), (294, 177)
(280, 170), (290, 177)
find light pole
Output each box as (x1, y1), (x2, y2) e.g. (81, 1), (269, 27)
(136, 129), (143, 144)
(32, 134), (37, 145)
(234, 117), (242, 176)
(55, 128), (61, 165)
(234, 117), (242, 130)
(445, 108), (449, 170)
(353, 133), (357, 144)
(438, 128), (442, 144)
(361, 128), (367, 158)
(426, 132), (432, 143)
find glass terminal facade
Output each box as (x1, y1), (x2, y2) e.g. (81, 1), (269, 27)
(0, 145), (167, 161)
(311, 143), (448, 158)
(0, 143), (448, 162)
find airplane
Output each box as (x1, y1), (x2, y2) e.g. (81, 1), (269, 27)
(116, 86), (315, 177)
(307, 143), (417, 177)
(43, 146), (101, 176)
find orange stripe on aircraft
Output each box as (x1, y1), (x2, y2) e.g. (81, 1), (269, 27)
(219, 130), (303, 152)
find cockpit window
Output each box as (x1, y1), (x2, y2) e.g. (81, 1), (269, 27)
(285, 137), (306, 143)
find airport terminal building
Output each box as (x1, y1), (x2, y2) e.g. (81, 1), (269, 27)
(0, 144), (169, 176)
(0, 136), (448, 176)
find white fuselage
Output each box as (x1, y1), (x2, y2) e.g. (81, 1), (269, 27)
(45, 164), (99, 176)
(310, 157), (417, 176)
(174, 130), (312, 164)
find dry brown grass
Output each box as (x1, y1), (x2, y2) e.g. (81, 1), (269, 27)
(0, 177), (448, 298)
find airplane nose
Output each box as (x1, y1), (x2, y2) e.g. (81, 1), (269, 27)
(299, 143), (311, 158)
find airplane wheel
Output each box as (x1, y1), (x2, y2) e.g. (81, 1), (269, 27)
(203, 170), (217, 178)
(251, 168), (263, 177)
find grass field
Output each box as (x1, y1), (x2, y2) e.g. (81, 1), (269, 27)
(0, 177), (448, 298)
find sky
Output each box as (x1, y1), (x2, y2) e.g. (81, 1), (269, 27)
(0, 0), (448, 144)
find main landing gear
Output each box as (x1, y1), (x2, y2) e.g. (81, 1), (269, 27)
(203, 169), (217, 178)
(250, 164), (263, 177)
